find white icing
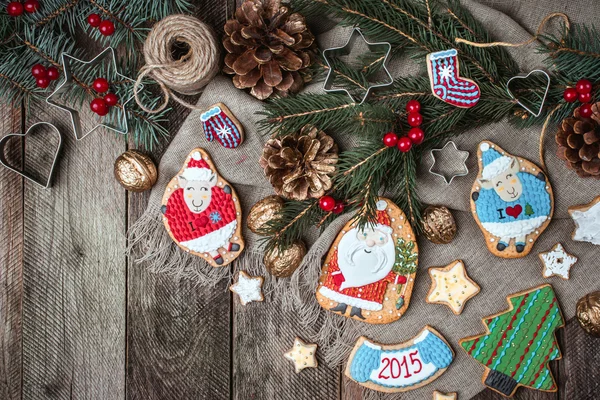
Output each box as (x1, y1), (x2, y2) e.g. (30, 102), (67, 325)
(369, 349), (437, 387)
(480, 142), (490, 151)
(180, 220), (237, 253)
(481, 215), (547, 238)
(571, 201), (600, 245)
(481, 155), (512, 180)
(376, 200), (388, 210)
(541, 244), (577, 279)
(413, 329), (430, 344)
(319, 286), (383, 311)
(230, 272), (263, 305)
(363, 339), (382, 350)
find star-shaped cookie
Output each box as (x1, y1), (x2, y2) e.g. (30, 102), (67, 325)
(569, 195), (600, 245)
(539, 243), (578, 280)
(427, 260), (480, 315)
(284, 337), (318, 373)
(229, 271), (264, 305)
(433, 391), (457, 400)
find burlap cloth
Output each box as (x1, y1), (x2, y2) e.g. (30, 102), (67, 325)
(130, 1), (600, 398)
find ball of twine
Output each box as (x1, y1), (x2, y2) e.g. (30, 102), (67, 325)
(134, 14), (220, 113)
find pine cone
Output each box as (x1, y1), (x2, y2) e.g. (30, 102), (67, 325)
(223, 0), (316, 100)
(556, 103), (600, 179)
(259, 125), (338, 200)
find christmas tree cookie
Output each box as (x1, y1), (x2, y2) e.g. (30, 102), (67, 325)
(315, 198), (418, 324)
(471, 141), (554, 258)
(460, 284), (564, 397)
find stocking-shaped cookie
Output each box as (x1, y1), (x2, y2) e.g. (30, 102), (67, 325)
(427, 49), (480, 108)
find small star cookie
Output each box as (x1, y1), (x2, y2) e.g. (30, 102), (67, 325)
(569, 195), (600, 245)
(284, 337), (318, 373)
(539, 243), (578, 280)
(427, 260), (480, 315)
(229, 271), (264, 305)
(433, 391), (457, 400)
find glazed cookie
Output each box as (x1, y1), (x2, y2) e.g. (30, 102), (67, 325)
(433, 391), (457, 400)
(460, 284), (564, 398)
(539, 243), (578, 280)
(568, 195), (600, 245)
(229, 271), (264, 305)
(315, 198), (418, 324)
(200, 103), (244, 149)
(471, 141), (554, 258)
(345, 326), (454, 393)
(284, 337), (318, 373)
(427, 260), (480, 315)
(161, 148), (244, 267)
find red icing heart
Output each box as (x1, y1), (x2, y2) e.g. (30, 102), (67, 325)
(506, 205), (522, 219)
(195, 215), (209, 228)
(333, 273), (345, 287)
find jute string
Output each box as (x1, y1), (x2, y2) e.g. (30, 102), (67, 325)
(133, 14), (220, 114)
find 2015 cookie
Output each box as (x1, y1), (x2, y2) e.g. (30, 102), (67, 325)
(345, 326), (454, 393)
(471, 141), (554, 258)
(460, 284), (564, 398)
(315, 198), (418, 324)
(161, 148), (244, 267)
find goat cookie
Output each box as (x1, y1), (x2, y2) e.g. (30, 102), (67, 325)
(470, 142), (553, 258)
(161, 148), (244, 267)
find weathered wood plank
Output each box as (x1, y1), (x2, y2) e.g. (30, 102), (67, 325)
(0, 103), (24, 400)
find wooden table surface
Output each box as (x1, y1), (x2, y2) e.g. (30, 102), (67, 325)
(1, 1), (599, 399)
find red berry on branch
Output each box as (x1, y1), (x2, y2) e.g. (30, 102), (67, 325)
(31, 64), (47, 79)
(92, 77), (110, 93)
(383, 132), (399, 147)
(332, 202), (345, 215)
(36, 78), (50, 89)
(579, 92), (592, 103)
(87, 13), (101, 27)
(6, 2), (23, 16)
(104, 92), (118, 107)
(407, 127), (424, 145)
(580, 103), (593, 118)
(407, 112), (423, 127)
(46, 67), (59, 80)
(23, 0), (39, 13)
(98, 20), (115, 36)
(576, 79), (592, 94)
(397, 136), (412, 152)
(563, 87), (578, 103)
(319, 196), (336, 212)
(90, 98), (109, 116)
(405, 99), (421, 113)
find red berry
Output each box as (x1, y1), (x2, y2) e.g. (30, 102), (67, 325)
(407, 127), (424, 145)
(92, 77), (110, 93)
(104, 92), (118, 107)
(36, 78), (50, 89)
(397, 136), (412, 152)
(6, 2), (23, 16)
(87, 13), (101, 27)
(580, 103), (593, 118)
(576, 79), (592, 94)
(383, 132), (399, 147)
(319, 196), (336, 212)
(579, 92), (592, 103)
(332, 202), (345, 215)
(563, 87), (578, 103)
(407, 112), (423, 127)
(31, 64), (47, 79)
(405, 99), (421, 113)
(90, 98), (109, 116)
(46, 67), (59, 80)
(23, 0), (39, 13)
(397, 276), (407, 284)
(98, 20), (115, 36)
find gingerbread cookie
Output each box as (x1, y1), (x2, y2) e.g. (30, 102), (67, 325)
(345, 326), (454, 393)
(471, 141), (554, 258)
(427, 260), (480, 315)
(539, 243), (578, 280)
(315, 198), (418, 324)
(284, 337), (318, 373)
(433, 391), (457, 400)
(568, 195), (600, 245)
(460, 284), (564, 398)
(229, 271), (264, 305)
(161, 149), (244, 267)
(200, 103), (244, 149)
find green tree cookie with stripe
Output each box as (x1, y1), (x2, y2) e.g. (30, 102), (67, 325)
(459, 284), (564, 397)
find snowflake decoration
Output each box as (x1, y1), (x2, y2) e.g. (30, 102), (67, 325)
(215, 126), (232, 139)
(439, 65), (454, 80)
(210, 211), (222, 223)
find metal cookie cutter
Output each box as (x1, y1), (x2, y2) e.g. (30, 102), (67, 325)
(0, 122), (63, 188)
(322, 27), (394, 105)
(46, 47), (141, 141)
(506, 69), (550, 118)
(429, 141), (469, 184)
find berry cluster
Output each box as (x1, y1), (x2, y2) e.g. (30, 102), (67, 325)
(89, 78), (119, 116)
(31, 63), (59, 89)
(318, 195), (344, 214)
(87, 13), (115, 36)
(6, 0), (39, 16)
(382, 99), (425, 153)
(564, 79), (595, 118)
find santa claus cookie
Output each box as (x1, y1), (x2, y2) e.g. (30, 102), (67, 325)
(161, 149), (244, 267)
(315, 198), (418, 324)
(471, 142), (553, 259)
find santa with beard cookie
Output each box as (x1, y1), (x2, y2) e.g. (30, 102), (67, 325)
(317, 200), (407, 321)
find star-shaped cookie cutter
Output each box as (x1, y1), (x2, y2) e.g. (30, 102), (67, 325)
(322, 27), (393, 105)
(46, 47), (141, 141)
(429, 141), (469, 184)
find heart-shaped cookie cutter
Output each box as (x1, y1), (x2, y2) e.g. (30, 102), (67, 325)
(0, 122), (63, 188)
(506, 69), (550, 118)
